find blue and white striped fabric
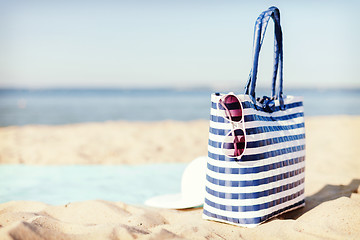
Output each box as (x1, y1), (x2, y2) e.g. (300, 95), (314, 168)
(202, 6), (306, 227)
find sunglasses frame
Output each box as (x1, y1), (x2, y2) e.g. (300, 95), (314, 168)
(217, 93), (247, 159)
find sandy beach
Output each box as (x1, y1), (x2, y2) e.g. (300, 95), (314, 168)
(0, 116), (360, 239)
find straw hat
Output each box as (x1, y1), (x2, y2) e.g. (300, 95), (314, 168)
(144, 156), (207, 209)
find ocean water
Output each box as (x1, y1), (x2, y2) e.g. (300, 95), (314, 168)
(0, 164), (187, 205)
(0, 88), (359, 126)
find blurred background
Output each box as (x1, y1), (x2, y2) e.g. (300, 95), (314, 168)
(1, 0), (359, 125)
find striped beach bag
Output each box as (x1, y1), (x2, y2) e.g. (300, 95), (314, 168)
(202, 6), (306, 227)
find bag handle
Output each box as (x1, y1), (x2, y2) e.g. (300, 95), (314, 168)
(244, 6), (284, 109)
(245, 6), (282, 97)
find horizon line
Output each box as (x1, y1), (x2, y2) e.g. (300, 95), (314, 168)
(0, 86), (360, 92)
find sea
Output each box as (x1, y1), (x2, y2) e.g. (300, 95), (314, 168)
(0, 88), (359, 205)
(0, 88), (359, 126)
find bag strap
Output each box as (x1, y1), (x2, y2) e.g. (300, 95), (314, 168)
(244, 6), (284, 109)
(245, 7), (281, 97)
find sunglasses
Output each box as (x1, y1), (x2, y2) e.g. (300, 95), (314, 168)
(218, 93), (247, 159)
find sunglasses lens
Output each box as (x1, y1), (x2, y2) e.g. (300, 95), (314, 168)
(222, 128), (246, 157)
(220, 95), (243, 122)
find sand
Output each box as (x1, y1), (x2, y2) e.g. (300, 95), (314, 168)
(0, 120), (208, 165)
(0, 116), (360, 239)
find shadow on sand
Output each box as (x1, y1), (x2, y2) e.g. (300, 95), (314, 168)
(280, 179), (360, 220)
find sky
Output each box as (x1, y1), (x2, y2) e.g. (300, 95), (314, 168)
(1, 0), (359, 90)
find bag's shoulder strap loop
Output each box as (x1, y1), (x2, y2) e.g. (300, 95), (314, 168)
(244, 6), (284, 110)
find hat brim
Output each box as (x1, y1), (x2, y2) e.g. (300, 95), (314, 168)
(145, 193), (203, 209)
